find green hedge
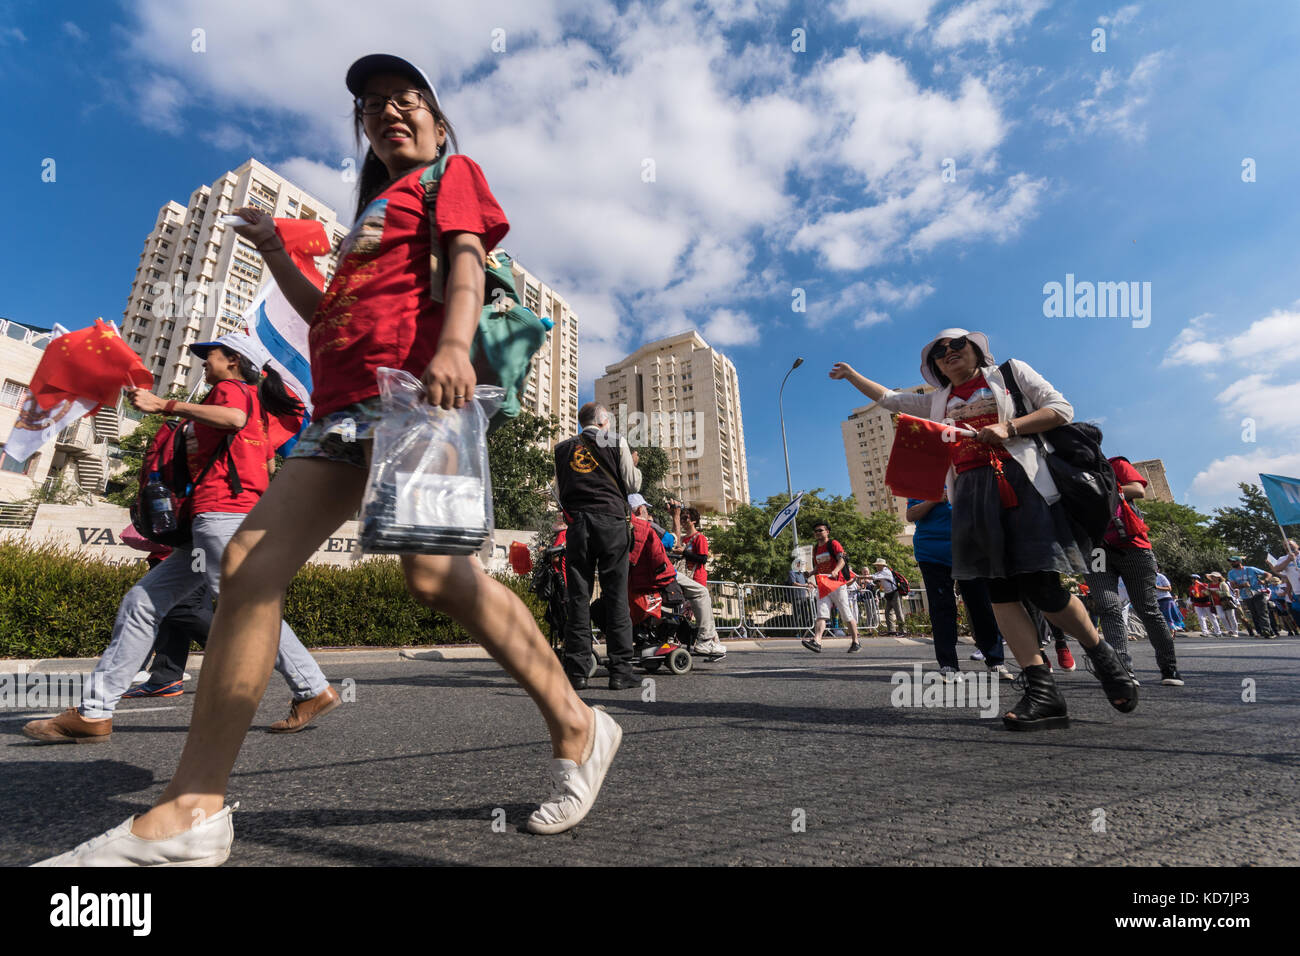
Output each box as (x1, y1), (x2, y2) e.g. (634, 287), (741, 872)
(0, 541), (546, 659)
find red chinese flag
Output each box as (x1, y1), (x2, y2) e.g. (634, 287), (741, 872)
(815, 574), (844, 599)
(273, 219), (331, 290)
(885, 414), (954, 502)
(29, 319), (152, 412)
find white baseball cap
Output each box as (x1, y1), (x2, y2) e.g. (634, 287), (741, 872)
(919, 328), (993, 387)
(189, 332), (273, 371)
(627, 493), (649, 510)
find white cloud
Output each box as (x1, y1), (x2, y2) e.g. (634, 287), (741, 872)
(1097, 5), (1140, 28)
(1215, 374), (1300, 439)
(63, 22), (88, 42)
(1039, 50), (1166, 142)
(832, 0), (938, 30)
(1163, 309), (1300, 370)
(932, 0), (1048, 49)
(275, 157), (358, 223)
(1189, 450), (1300, 509)
(0, 26), (27, 44)
(701, 309), (759, 346)
(136, 74), (187, 132)
(854, 309), (891, 329)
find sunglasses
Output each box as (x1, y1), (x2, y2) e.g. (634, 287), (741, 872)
(929, 336), (969, 360)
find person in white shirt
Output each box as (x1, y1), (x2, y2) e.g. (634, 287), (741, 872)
(871, 558), (906, 634)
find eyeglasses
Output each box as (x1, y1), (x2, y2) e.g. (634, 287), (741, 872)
(355, 90), (430, 115)
(929, 336), (969, 360)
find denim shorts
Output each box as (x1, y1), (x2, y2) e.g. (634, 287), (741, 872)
(288, 397), (384, 470)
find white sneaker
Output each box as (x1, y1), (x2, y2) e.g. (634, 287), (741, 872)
(988, 664), (1016, 681)
(31, 805), (237, 867)
(526, 708), (621, 835)
(939, 667), (963, 683)
(695, 639), (726, 657)
(132, 670), (151, 684)
(969, 649), (985, 661)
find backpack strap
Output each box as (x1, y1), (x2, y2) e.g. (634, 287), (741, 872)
(420, 156), (514, 308)
(188, 382), (253, 497)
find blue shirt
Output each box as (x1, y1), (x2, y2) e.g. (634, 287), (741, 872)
(908, 498), (952, 566)
(1228, 566), (1267, 596)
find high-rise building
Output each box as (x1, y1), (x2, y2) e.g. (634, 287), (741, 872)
(594, 330), (748, 514)
(507, 255), (580, 436)
(120, 159), (348, 398)
(842, 385), (934, 523)
(1131, 459), (1174, 502)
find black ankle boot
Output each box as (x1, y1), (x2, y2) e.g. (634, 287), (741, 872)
(1002, 664), (1069, 731)
(1084, 640), (1139, 713)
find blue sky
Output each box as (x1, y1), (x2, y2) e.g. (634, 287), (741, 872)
(3, 0), (1298, 514)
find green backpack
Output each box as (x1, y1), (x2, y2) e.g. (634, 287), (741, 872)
(419, 155), (552, 429)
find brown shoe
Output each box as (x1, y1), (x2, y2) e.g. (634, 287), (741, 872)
(23, 708), (112, 744)
(267, 686), (341, 734)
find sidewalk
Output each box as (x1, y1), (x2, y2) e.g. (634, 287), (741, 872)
(0, 635), (935, 672)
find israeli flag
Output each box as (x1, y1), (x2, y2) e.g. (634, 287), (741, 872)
(1260, 473), (1300, 526)
(769, 491), (804, 538)
(242, 281), (314, 415)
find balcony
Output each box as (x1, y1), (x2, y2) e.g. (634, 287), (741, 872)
(55, 419), (97, 453)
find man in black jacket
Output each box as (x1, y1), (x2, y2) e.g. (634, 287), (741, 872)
(554, 402), (643, 690)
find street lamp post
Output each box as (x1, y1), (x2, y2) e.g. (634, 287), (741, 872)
(779, 357), (803, 553)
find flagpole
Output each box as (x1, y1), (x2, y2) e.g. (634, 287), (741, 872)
(779, 357), (803, 553)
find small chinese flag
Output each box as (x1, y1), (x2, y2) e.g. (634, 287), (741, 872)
(273, 219), (331, 290)
(885, 414), (953, 502)
(815, 574), (845, 599)
(29, 318), (152, 413)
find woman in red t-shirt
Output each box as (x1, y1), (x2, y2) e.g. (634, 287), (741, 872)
(45, 55), (614, 866)
(828, 328), (1138, 733)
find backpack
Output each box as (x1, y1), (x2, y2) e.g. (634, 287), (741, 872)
(890, 567), (910, 597)
(999, 361), (1119, 546)
(419, 157), (552, 430)
(1102, 457), (1151, 546)
(128, 385), (250, 546)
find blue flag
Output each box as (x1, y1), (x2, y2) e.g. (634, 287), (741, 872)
(1259, 473), (1300, 526)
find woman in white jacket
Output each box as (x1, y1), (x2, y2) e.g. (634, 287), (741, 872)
(831, 328), (1137, 731)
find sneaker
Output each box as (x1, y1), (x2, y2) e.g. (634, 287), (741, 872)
(122, 679), (184, 699)
(987, 663), (1016, 681)
(132, 670), (151, 684)
(801, 637), (822, 653)
(22, 708), (112, 745)
(694, 639), (726, 658)
(847, 642), (862, 653)
(969, 648), (985, 661)
(1160, 668), (1185, 686)
(526, 708), (621, 835)
(938, 667), (963, 683)
(1055, 645), (1076, 671)
(31, 805), (238, 867)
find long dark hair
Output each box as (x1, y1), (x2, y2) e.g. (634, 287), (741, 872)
(352, 89), (458, 221)
(217, 346), (304, 420)
(927, 341), (990, 388)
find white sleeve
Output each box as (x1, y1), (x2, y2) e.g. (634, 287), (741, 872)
(1008, 359), (1073, 424)
(875, 388), (932, 418)
(617, 434), (642, 493)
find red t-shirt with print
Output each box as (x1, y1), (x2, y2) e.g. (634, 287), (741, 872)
(186, 380), (271, 515)
(309, 155), (510, 418)
(945, 373), (1012, 473)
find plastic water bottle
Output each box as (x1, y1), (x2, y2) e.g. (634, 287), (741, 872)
(143, 476), (177, 535)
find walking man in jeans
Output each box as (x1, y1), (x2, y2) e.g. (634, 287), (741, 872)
(554, 402), (643, 690)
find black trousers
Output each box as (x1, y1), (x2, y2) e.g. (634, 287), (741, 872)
(564, 511), (634, 680)
(919, 562), (1005, 669)
(148, 585), (212, 684)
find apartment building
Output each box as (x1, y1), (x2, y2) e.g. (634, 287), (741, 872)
(119, 159), (348, 398)
(842, 384), (934, 523)
(508, 255), (580, 436)
(594, 330), (749, 514)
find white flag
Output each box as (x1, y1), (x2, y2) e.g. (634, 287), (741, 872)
(2, 325), (98, 466)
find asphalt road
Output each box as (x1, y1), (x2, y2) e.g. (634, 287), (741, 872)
(4, 635), (1298, 866)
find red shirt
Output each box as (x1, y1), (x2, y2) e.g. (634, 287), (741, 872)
(945, 374), (1011, 473)
(681, 531), (709, 587)
(813, 539), (850, 582)
(1108, 458), (1151, 549)
(309, 155), (510, 418)
(185, 380), (270, 515)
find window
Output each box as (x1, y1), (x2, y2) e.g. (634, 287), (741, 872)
(2, 379), (28, 409)
(0, 447), (33, 474)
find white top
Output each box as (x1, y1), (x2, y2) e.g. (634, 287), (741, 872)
(872, 568), (896, 593)
(874, 358), (1074, 504)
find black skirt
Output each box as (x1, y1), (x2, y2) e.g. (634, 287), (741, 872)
(950, 456), (1090, 581)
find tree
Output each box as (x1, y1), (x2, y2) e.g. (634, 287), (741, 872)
(486, 410), (562, 530)
(709, 490), (917, 585)
(1210, 483), (1299, 567)
(627, 443), (671, 514)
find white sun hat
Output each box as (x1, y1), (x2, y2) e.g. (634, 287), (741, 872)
(919, 328), (994, 387)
